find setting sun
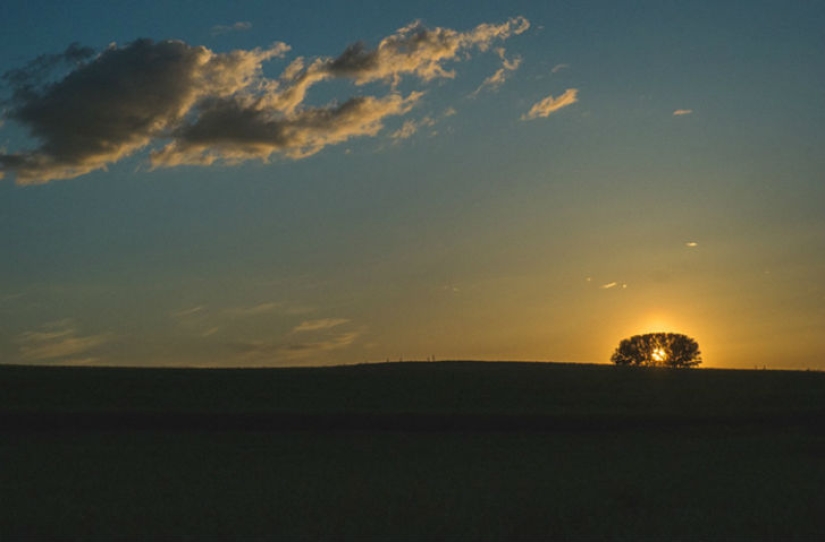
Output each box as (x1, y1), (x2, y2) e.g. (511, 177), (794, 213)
(651, 348), (667, 363)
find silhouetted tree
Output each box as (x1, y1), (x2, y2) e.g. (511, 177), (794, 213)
(611, 332), (702, 368)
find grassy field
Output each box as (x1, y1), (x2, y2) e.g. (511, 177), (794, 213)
(2, 361), (824, 538)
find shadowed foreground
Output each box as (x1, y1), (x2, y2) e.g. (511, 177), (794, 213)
(2, 361), (824, 538)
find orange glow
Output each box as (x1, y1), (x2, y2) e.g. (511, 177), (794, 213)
(651, 348), (667, 363)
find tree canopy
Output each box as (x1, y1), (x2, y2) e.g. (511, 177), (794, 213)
(610, 332), (702, 368)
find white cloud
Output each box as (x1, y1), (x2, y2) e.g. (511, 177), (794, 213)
(673, 109), (693, 116)
(686, 241), (698, 247)
(551, 63), (569, 73)
(521, 88), (578, 120)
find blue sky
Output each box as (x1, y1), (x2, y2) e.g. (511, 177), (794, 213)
(1, 0), (824, 368)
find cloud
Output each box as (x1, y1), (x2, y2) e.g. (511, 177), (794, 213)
(152, 91), (423, 165)
(686, 241), (698, 247)
(1, 17), (530, 184)
(232, 329), (361, 362)
(226, 302), (281, 317)
(1, 42), (95, 92)
(211, 22), (252, 36)
(551, 63), (569, 74)
(472, 47), (522, 95)
(1, 39), (290, 183)
(521, 88), (578, 120)
(600, 282), (618, 289)
(673, 109), (693, 116)
(17, 319), (110, 363)
(282, 331), (360, 353)
(292, 318), (350, 333)
(171, 305), (206, 319)
(390, 115), (436, 141)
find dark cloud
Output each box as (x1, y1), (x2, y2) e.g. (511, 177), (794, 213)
(327, 42), (380, 76)
(0, 17), (529, 184)
(2, 42), (95, 101)
(151, 92), (421, 166)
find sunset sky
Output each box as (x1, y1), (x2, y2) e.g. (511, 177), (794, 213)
(1, 0), (823, 369)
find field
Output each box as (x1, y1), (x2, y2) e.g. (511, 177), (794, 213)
(2, 361), (824, 538)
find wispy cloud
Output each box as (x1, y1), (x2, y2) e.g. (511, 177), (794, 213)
(170, 304), (219, 337)
(1, 17), (529, 184)
(292, 318), (350, 333)
(685, 241), (698, 247)
(390, 116), (436, 141)
(17, 319), (110, 364)
(211, 22), (252, 36)
(599, 282), (628, 290)
(171, 305), (206, 319)
(232, 329), (361, 363)
(226, 302), (281, 317)
(673, 109), (693, 116)
(471, 47), (522, 96)
(282, 331), (360, 353)
(551, 63), (569, 74)
(521, 88), (578, 120)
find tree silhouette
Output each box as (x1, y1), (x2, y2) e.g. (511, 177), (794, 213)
(610, 332), (702, 368)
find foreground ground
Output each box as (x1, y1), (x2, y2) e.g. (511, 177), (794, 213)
(1, 361), (824, 538)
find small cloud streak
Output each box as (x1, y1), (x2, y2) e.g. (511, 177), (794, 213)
(521, 88), (578, 120)
(171, 305), (206, 319)
(686, 241), (698, 247)
(292, 318), (350, 333)
(232, 329), (361, 363)
(1, 17), (530, 184)
(211, 22), (252, 36)
(17, 319), (110, 364)
(673, 109), (693, 116)
(597, 281), (628, 290)
(226, 302), (281, 317)
(551, 63), (569, 73)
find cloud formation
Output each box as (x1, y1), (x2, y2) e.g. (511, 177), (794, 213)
(17, 319), (110, 364)
(673, 109), (693, 116)
(233, 324), (361, 363)
(292, 318), (350, 333)
(1, 17), (529, 184)
(390, 115), (436, 141)
(211, 22), (252, 36)
(522, 88), (578, 120)
(472, 47), (522, 95)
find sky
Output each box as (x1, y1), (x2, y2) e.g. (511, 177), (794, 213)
(1, 0), (823, 369)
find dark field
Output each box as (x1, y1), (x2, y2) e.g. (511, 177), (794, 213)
(2, 361), (824, 538)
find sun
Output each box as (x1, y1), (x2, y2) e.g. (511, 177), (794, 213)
(651, 348), (667, 363)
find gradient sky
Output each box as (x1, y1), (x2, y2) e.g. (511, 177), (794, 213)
(1, 0), (823, 369)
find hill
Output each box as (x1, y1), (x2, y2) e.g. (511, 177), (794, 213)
(2, 361), (824, 538)
(1, 361), (823, 431)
